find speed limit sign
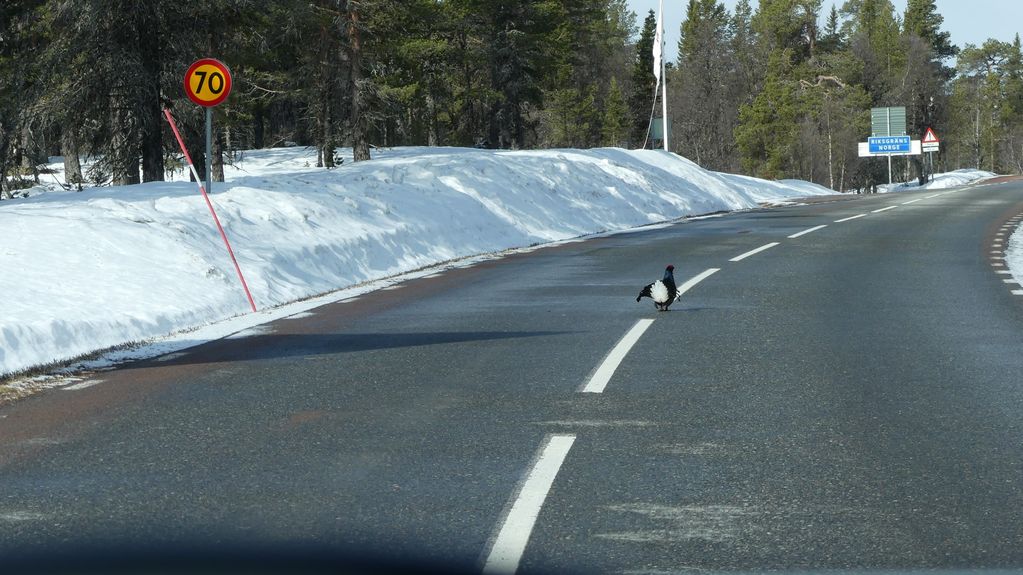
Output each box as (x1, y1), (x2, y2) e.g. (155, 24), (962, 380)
(184, 58), (232, 107)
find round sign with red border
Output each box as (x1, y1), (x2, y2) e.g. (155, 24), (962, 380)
(184, 58), (232, 107)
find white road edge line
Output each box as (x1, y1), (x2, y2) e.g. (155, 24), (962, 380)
(63, 380), (102, 391)
(730, 242), (780, 262)
(872, 205), (898, 213)
(483, 434), (576, 575)
(788, 225), (827, 239)
(835, 214), (867, 223)
(155, 352), (190, 363)
(581, 319), (655, 394)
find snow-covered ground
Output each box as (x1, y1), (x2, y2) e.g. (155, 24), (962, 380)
(0, 146), (1008, 392)
(880, 168), (996, 192)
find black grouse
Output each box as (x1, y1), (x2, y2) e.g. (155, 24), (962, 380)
(636, 265), (678, 311)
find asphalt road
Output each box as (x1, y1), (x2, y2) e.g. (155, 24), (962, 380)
(2, 180), (1023, 574)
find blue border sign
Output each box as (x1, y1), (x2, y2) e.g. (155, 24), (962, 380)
(868, 136), (911, 154)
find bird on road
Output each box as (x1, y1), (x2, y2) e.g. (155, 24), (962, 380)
(636, 265), (678, 311)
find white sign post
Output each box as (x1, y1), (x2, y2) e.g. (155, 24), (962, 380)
(858, 106), (924, 189)
(921, 127), (940, 182)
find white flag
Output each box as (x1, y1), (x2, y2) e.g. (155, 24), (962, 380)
(652, 4), (663, 82)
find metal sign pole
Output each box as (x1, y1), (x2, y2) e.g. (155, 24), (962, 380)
(886, 108), (893, 186)
(660, 0), (668, 152)
(205, 108), (213, 195)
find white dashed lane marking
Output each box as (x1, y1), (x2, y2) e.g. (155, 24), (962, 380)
(676, 268), (720, 297)
(483, 434), (576, 574)
(835, 214), (867, 223)
(730, 242), (780, 262)
(581, 319), (655, 394)
(581, 270), (719, 395)
(788, 225), (827, 239)
(872, 205), (899, 213)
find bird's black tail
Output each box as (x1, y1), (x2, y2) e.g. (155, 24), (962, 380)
(636, 284), (653, 302)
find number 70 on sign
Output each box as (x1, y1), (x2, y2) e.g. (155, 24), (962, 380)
(184, 58), (233, 107)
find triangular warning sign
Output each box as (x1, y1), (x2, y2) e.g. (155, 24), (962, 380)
(922, 127), (940, 144)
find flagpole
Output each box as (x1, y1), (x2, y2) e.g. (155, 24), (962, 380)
(659, 0), (668, 151)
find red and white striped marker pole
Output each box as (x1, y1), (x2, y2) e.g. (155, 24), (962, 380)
(163, 108), (257, 313)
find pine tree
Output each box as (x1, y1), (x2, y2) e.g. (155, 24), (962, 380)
(33, 0), (169, 186)
(949, 40), (1013, 171)
(481, 0), (553, 148)
(903, 0), (956, 62)
(0, 1), (44, 198)
(842, 0), (905, 103)
(1004, 35), (1023, 172)
(735, 50), (800, 178)
(818, 5), (843, 53)
(675, 0), (733, 168)
(729, 0), (760, 107)
(797, 49), (872, 190)
(630, 10), (657, 146)
(753, 0), (809, 60)
(602, 77), (628, 147)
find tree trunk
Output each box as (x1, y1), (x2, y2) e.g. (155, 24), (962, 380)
(20, 123), (36, 180)
(0, 128), (11, 199)
(321, 45), (335, 168)
(139, 1), (163, 183)
(213, 118), (225, 182)
(347, 2), (371, 162)
(186, 120), (206, 183)
(427, 91), (438, 147)
(110, 91), (140, 186)
(826, 105), (834, 190)
(62, 129), (83, 189)
(253, 104), (265, 149)
(974, 106), (981, 169)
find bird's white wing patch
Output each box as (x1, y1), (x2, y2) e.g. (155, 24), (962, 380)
(650, 280), (669, 303)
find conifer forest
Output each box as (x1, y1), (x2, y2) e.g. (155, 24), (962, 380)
(1, 0), (1020, 197)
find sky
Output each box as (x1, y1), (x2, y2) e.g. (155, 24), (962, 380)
(626, 0), (1023, 63)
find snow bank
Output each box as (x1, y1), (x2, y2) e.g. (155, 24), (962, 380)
(881, 168), (995, 192)
(3, 146), (836, 378)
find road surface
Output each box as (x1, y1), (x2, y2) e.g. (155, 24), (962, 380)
(2, 180), (1023, 573)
